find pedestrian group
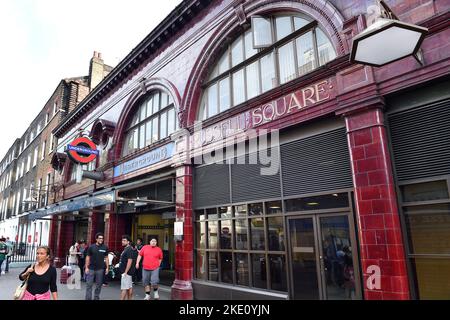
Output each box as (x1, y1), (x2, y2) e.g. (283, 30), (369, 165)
(8, 233), (163, 300)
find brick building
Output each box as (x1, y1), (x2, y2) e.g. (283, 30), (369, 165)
(0, 52), (112, 247)
(45, 0), (449, 300)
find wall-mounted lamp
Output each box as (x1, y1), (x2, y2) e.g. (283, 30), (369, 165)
(350, 0), (428, 67)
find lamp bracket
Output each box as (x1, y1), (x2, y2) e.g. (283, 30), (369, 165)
(413, 48), (425, 66)
(378, 0), (399, 20)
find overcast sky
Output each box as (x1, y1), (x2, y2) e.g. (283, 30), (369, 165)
(0, 0), (183, 159)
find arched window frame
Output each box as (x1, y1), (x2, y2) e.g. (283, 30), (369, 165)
(198, 13), (337, 120)
(121, 90), (178, 157)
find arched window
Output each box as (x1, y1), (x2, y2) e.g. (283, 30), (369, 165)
(122, 90), (177, 156)
(199, 13), (336, 120)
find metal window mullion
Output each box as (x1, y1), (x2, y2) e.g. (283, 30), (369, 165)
(215, 76), (220, 115)
(217, 246), (222, 283)
(263, 204), (271, 290)
(274, 43), (282, 87)
(291, 34), (300, 80)
(243, 63), (248, 102)
(156, 113), (160, 142)
(257, 58), (262, 96)
(204, 87), (209, 119)
(312, 28), (320, 69)
(229, 70), (235, 108)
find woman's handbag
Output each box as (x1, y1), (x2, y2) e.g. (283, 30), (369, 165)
(13, 265), (34, 300)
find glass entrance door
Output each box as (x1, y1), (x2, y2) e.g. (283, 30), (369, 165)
(288, 216), (320, 299)
(288, 213), (360, 300)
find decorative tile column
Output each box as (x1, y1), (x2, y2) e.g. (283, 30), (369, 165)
(86, 211), (99, 245)
(345, 106), (410, 300)
(171, 164), (194, 300)
(104, 204), (127, 253)
(48, 215), (59, 254)
(54, 217), (74, 267)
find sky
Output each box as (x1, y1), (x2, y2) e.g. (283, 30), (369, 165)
(0, 0), (183, 159)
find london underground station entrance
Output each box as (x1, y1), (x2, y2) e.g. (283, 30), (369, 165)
(116, 178), (175, 286)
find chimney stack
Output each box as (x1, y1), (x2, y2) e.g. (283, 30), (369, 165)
(89, 51), (105, 91)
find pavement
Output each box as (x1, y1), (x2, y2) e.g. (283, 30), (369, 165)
(0, 267), (171, 300)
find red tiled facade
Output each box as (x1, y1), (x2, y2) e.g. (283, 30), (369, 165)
(345, 107), (410, 300)
(172, 165), (194, 300)
(47, 0), (449, 300)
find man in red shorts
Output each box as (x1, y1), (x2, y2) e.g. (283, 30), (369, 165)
(135, 238), (163, 300)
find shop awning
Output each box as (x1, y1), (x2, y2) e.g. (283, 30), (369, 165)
(27, 190), (115, 221)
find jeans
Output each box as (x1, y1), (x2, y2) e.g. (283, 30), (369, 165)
(85, 269), (104, 300)
(0, 259), (4, 275)
(5, 256), (10, 272)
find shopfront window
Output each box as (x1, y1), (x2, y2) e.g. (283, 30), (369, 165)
(401, 180), (449, 202)
(199, 14), (336, 120)
(267, 216), (285, 251)
(122, 91), (176, 156)
(194, 200), (287, 292)
(196, 222), (206, 249)
(235, 253), (249, 286)
(269, 255), (287, 291)
(220, 252), (233, 284)
(250, 217), (266, 250)
(235, 219), (248, 250)
(285, 193), (349, 212)
(208, 221), (218, 250)
(400, 179), (450, 299)
(209, 252), (218, 281)
(220, 220), (232, 249)
(252, 253), (267, 289)
(196, 251), (207, 280)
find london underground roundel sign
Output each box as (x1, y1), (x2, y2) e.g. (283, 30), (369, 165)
(66, 137), (99, 164)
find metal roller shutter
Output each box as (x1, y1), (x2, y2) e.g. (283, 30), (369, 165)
(388, 99), (450, 181)
(193, 163), (231, 208)
(281, 128), (353, 196)
(230, 151), (282, 203)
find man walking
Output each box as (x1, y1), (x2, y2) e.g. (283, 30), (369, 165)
(135, 238), (163, 300)
(119, 235), (137, 300)
(78, 241), (86, 281)
(0, 238), (7, 276)
(85, 233), (109, 300)
(133, 238), (143, 284)
(5, 237), (13, 273)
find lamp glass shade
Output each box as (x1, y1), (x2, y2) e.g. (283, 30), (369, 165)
(351, 18), (428, 66)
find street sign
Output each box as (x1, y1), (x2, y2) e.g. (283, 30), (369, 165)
(66, 136), (99, 164)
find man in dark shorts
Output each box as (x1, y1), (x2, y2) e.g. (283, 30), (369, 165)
(85, 233), (109, 300)
(135, 238), (163, 300)
(119, 235), (137, 300)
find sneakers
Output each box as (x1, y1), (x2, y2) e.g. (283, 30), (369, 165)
(1, 271), (5, 275)
(153, 291), (159, 300)
(144, 294), (151, 300)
